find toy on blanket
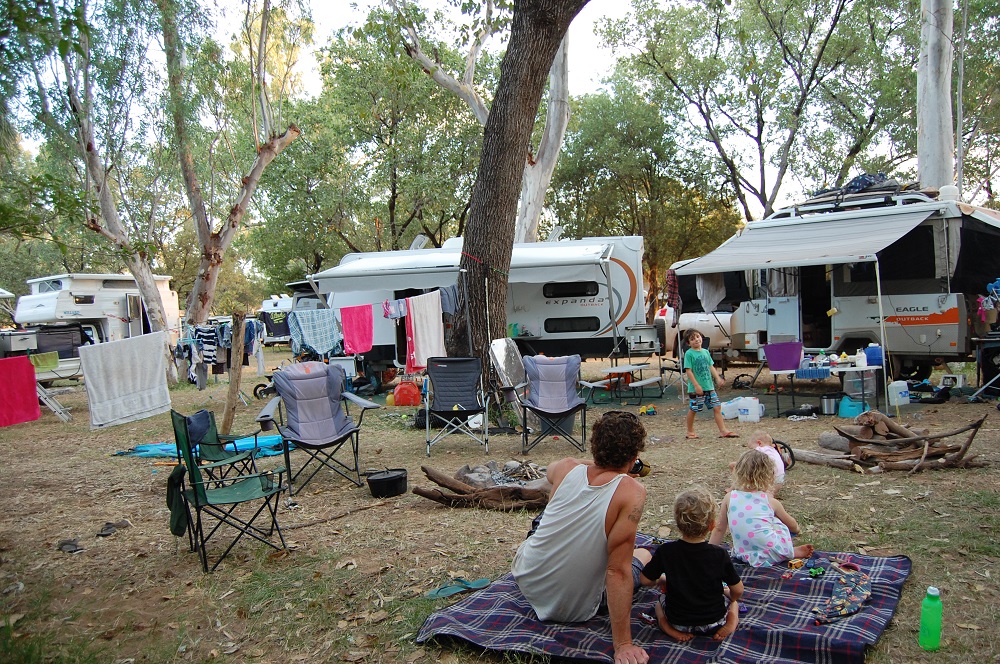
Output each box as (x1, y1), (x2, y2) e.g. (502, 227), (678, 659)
(812, 561), (871, 625)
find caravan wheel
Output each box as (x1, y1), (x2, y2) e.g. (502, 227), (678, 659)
(894, 361), (932, 382)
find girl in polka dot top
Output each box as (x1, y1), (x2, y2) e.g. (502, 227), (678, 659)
(709, 449), (814, 567)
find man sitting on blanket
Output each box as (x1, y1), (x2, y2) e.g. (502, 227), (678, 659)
(512, 411), (652, 664)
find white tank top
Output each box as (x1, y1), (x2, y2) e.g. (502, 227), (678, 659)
(511, 464), (625, 622)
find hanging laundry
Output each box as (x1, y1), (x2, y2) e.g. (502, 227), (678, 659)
(288, 309), (340, 357)
(0, 356), (41, 427)
(341, 304), (374, 354)
(406, 290), (446, 373)
(382, 298), (408, 319)
(79, 331), (171, 429)
(438, 284), (459, 315)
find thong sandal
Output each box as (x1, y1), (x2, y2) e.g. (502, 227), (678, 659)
(425, 577), (490, 598)
(685, 433), (700, 439)
(719, 432), (739, 438)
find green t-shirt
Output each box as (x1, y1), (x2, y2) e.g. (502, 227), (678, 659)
(684, 347), (715, 393)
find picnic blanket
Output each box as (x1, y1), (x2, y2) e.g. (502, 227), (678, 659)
(114, 434), (287, 458)
(418, 534), (911, 664)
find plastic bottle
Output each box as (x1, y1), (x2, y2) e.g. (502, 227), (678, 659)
(918, 586), (942, 651)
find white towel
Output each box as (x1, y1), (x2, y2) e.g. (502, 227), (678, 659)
(79, 331), (171, 429)
(408, 290), (446, 368)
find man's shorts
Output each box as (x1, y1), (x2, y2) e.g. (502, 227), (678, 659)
(600, 556), (647, 611)
(688, 390), (721, 412)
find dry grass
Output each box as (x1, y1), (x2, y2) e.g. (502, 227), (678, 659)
(1, 349), (999, 663)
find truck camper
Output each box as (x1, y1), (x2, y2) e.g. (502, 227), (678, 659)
(304, 236), (648, 373)
(0, 273), (180, 382)
(675, 188), (1000, 380)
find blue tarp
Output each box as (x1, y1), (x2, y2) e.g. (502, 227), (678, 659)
(115, 434), (287, 458)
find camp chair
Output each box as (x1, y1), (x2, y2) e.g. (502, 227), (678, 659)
(172, 409), (259, 484)
(170, 410), (288, 573)
(424, 357), (489, 456)
(520, 354), (588, 454)
(257, 361), (379, 494)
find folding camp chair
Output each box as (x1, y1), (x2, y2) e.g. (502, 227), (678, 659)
(520, 354), (588, 454)
(424, 357), (489, 456)
(173, 409), (259, 484)
(257, 361), (379, 494)
(170, 410), (287, 573)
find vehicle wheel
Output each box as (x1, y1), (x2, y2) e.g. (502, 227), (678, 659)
(894, 361), (932, 381)
(653, 319), (667, 356)
(253, 383), (271, 400)
(731, 373), (754, 390)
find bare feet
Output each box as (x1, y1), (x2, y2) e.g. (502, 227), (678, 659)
(793, 543), (815, 559)
(713, 602), (740, 641)
(655, 599), (695, 642)
(686, 432), (699, 439)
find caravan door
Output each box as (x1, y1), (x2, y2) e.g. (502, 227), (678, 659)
(762, 267), (800, 346)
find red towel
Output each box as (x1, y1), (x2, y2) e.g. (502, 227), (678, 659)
(0, 356), (41, 427)
(341, 304), (374, 354)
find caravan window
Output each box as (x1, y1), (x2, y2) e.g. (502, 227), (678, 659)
(543, 282), (599, 298)
(102, 279), (138, 289)
(73, 295), (95, 305)
(38, 279), (63, 293)
(545, 317), (601, 333)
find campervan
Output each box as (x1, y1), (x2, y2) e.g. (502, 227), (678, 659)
(304, 236), (648, 373)
(0, 273), (180, 382)
(675, 188), (1000, 380)
(258, 295), (294, 345)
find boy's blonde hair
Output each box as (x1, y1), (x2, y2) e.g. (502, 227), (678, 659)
(733, 449), (775, 492)
(748, 430), (773, 449)
(674, 486), (716, 539)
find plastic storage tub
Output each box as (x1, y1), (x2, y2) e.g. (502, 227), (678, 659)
(838, 395), (870, 418)
(763, 341), (805, 372)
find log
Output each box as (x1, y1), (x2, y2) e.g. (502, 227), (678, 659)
(855, 410), (915, 438)
(420, 465), (478, 494)
(789, 448), (869, 471)
(412, 486), (549, 511)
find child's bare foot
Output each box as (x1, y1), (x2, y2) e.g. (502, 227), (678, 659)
(656, 599), (695, 642)
(793, 543), (814, 559)
(713, 602), (740, 641)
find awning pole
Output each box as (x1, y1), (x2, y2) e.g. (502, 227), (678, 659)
(875, 259), (892, 407)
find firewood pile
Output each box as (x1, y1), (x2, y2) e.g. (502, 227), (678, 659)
(794, 411), (988, 474)
(412, 463), (551, 511)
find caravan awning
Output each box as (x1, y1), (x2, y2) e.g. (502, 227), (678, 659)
(308, 243), (611, 295)
(675, 208), (936, 275)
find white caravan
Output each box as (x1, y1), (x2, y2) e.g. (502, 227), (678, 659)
(1, 273), (180, 382)
(675, 189), (1000, 380)
(305, 236), (648, 373)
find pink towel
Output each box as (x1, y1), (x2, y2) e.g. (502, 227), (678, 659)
(0, 356), (41, 427)
(341, 304), (374, 355)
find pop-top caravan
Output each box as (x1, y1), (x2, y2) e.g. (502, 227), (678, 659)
(675, 188), (1000, 381)
(0, 273), (180, 383)
(304, 236), (648, 373)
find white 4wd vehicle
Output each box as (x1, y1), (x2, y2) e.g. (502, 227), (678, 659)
(654, 306), (732, 357)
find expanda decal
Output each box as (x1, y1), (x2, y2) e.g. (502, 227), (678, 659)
(544, 297), (608, 306)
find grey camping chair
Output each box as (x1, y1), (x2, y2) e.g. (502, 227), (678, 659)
(424, 357), (489, 456)
(520, 354), (588, 454)
(257, 361), (379, 494)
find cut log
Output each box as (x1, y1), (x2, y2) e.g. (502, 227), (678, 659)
(790, 448), (874, 471)
(412, 486), (549, 511)
(854, 410), (918, 438)
(420, 465), (478, 494)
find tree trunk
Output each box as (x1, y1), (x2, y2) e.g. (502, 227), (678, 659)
(220, 312), (246, 435)
(459, 0), (590, 369)
(917, 0), (955, 188)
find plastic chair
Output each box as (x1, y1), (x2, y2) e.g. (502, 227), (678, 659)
(257, 361), (380, 494)
(170, 410), (288, 573)
(424, 357), (489, 456)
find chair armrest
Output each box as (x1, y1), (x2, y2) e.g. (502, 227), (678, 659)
(256, 397), (282, 431)
(343, 391), (381, 410)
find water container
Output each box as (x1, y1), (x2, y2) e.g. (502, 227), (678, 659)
(393, 381), (422, 406)
(737, 397), (762, 422)
(721, 398), (742, 420)
(888, 380), (909, 407)
(855, 349), (867, 367)
(918, 586), (942, 651)
(865, 344), (883, 367)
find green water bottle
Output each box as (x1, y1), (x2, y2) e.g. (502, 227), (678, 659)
(918, 586), (942, 651)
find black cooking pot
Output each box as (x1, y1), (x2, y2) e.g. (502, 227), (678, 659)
(366, 468), (408, 498)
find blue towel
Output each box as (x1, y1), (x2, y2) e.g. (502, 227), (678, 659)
(115, 434), (288, 458)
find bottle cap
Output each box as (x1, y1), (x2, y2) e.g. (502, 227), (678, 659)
(927, 586), (940, 596)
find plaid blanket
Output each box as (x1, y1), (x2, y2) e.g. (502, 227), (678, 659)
(418, 535), (910, 664)
(288, 309), (340, 357)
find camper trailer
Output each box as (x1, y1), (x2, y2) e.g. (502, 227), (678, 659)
(258, 295), (294, 345)
(675, 189), (1000, 380)
(304, 236), (648, 373)
(1, 273), (180, 382)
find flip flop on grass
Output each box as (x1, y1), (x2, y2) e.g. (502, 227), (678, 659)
(425, 577), (490, 598)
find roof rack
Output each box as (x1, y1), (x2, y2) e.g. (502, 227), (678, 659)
(768, 187), (939, 221)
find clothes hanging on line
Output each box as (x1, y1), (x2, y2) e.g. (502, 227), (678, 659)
(405, 290), (446, 373)
(342, 304), (374, 354)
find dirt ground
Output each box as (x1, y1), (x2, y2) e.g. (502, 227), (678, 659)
(1, 352), (998, 663)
